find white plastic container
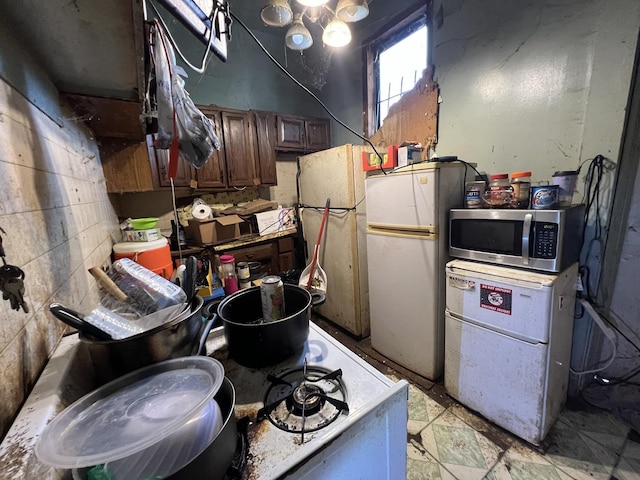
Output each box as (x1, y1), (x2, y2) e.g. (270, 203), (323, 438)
(552, 170), (579, 206)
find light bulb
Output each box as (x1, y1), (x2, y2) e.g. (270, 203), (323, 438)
(336, 0), (369, 22)
(285, 17), (313, 50)
(296, 0), (329, 7)
(323, 19), (351, 47)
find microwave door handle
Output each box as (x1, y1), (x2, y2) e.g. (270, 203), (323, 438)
(522, 213), (532, 265)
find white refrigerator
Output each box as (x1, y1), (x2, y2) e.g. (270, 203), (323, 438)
(298, 144), (372, 337)
(365, 162), (469, 379)
(444, 259), (578, 445)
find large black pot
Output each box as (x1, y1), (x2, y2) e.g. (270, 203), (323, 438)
(217, 284), (318, 367)
(78, 296), (208, 383)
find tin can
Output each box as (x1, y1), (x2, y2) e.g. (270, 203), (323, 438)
(465, 181), (485, 209)
(260, 275), (285, 321)
(239, 279), (252, 290)
(237, 262), (250, 280)
(530, 185), (559, 209)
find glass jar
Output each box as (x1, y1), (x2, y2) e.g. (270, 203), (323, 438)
(486, 174), (512, 208)
(220, 254), (238, 295)
(510, 171), (531, 209)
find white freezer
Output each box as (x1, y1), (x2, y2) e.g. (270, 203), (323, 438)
(444, 260), (578, 445)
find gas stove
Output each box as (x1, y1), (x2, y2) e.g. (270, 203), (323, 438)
(0, 323), (408, 480)
(205, 323), (408, 479)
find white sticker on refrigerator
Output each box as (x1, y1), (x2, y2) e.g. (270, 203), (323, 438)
(480, 284), (512, 315)
(448, 276), (475, 290)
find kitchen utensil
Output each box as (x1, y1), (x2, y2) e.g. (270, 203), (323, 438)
(217, 284), (324, 367)
(79, 295), (207, 383)
(49, 303), (113, 341)
(36, 356), (225, 477)
(299, 198), (330, 293)
(183, 255), (199, 302)
(129, 217), (159, 229)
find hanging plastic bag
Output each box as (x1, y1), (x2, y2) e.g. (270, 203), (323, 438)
(151, 21), (220, 168)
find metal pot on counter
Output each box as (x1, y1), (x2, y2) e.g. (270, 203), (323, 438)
(76, 295), (211, 383)
(217, 284), (324, 367)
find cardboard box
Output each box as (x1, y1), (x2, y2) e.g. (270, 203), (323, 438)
(123, 228), (160, 242)
(397, 146), (423, 167)
(254, 208), (296, 236)
(187, 215), (244, 245)
(362, 145), (398, 171)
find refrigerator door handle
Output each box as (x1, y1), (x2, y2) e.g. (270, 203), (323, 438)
(522, 213), (532, 266)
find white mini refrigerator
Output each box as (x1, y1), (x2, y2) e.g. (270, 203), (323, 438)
(444, 259), (578, 445)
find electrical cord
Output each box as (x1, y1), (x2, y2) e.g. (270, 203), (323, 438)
(148, 0), (224, 74)
(229, 10), (388, 175)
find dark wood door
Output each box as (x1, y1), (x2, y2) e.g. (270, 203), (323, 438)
(193, 111), (227, 189)
(276, 115), (305, 150)
(221, 111), (257, 187)
(253, 111), (278, 185)
(305, 119), (331, 151)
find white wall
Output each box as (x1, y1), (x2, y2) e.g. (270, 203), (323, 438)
(0, 22), (120, 439)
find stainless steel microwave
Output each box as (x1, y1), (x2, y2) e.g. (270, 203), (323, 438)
(449, 206), (584, 273)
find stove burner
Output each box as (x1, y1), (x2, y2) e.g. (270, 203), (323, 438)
(257, 362), (349, 442)
(289, 384), (323, 415)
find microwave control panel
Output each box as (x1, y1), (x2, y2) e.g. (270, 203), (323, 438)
(532, 222), (558, 258)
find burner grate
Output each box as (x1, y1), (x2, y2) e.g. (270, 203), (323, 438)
(257, 362), (349, 442)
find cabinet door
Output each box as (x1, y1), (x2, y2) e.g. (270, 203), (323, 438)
(278, 251), (296, 272)
(305, 119), (331, 151)
(193, 111), (227, 189)
(100, 139), (154, 193)
(276, 115), (305, 150)
(148, 135), (191, 188)
(226, 242), (278, 275)
(222, 111), (257, 187)
(253, 111), (278, 186)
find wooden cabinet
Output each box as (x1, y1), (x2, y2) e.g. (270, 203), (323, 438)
(276, 115), (331, 152)
(100, 108), (328, 193)
(221, 110), (258, 187)
(192, 111), (227, 189)
(253, 111), (278, 186)
(277, 237), (296, 272)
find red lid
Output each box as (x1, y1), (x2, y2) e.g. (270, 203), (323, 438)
(511, 171), (531, 178)
(490, 174), (508, 180)
(220, 254), (235, 264)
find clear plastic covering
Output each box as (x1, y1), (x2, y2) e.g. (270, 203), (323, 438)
(35, 357), (225, 472)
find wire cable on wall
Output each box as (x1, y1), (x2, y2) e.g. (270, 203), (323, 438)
(228, 10), (388, 175)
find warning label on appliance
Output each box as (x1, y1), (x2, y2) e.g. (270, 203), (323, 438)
(480, 284), (512, 315)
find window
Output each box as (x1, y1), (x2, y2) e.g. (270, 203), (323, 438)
(364, 7), (430, 135)
(154, 0), (229, 61)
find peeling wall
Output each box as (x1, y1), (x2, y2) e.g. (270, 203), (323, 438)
(0, 21), (120, 440)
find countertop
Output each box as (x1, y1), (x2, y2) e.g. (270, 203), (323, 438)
(171, 228), (297, 256)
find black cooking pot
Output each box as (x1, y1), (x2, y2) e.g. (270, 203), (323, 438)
(78, 296), (209, 383)
(169, 377), (237, 480)
(217, 285), (322, 367)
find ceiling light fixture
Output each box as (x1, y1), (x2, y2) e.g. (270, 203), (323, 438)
(296, 0), (330, 7)
(322, 18), (351, 47)
(261, 0), (368, 51)
(335, 0), (369, 23)
(285, 15), (314, 50)
(260, 0), (294, 27)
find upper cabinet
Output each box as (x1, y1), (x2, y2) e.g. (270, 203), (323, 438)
(253, 111), (278, 186)
(100, 106), (329, 193)
(276, 115), (331, 152)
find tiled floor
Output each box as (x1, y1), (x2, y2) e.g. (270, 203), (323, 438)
(313, 317), (640, 480)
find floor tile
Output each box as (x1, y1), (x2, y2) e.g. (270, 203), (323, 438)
(544, 409), (628, 480)
(485, 441), (577, 480)
(420, 409), (504, 480)
(407, 384), (446, 435)
(407, 439), (458, 480)
(613, 437), (640, 480)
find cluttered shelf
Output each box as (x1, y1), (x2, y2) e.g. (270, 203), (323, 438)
(170, 228), (297, 257)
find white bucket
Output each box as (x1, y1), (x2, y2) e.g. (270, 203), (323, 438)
(552, 170), (579, 207)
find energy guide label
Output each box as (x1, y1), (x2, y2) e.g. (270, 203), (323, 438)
(480, 284), (512, 315)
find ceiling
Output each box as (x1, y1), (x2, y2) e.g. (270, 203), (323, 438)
(0, 0), (387, 102)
